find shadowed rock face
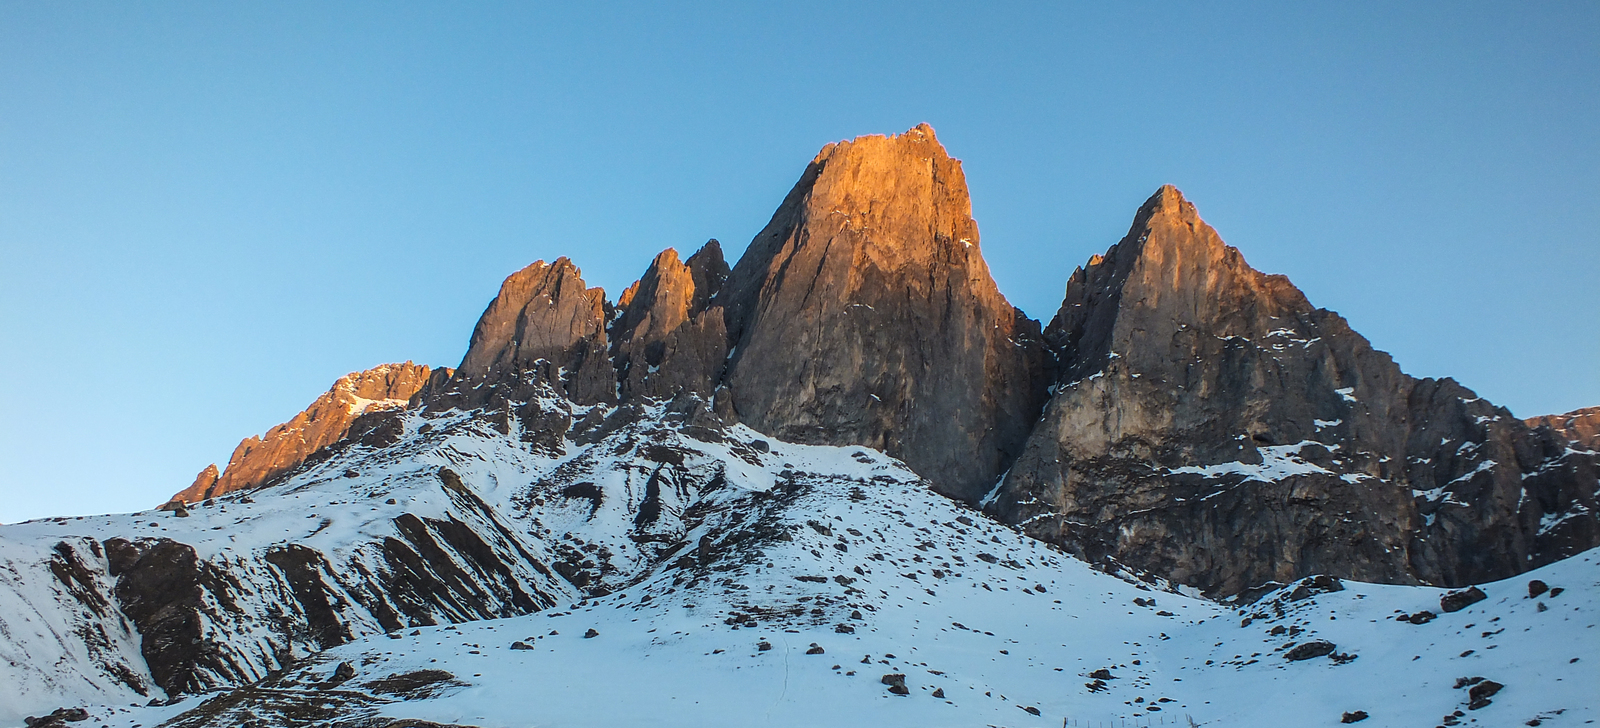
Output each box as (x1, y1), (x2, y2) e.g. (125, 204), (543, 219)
(610, 241), (731, 401)
(1527, 407), (1600, 452)
(989, 186), (1600, 595)
(713, 124), (1054, 502)
(172, 363), (433, 503)
(431, 258), (615, 408)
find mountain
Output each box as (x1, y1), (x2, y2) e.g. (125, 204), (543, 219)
(988, 186), (1600, 595)
(3, 125), (1597, 726)
(4, 396), (1595, 726)
(1528, 407), (1600, 452)
(171, 363), (435, 503)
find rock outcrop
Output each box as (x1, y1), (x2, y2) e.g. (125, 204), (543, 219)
(172, 363), (433, 503)
(988, 186), (1600, 595)
(1527, 407), (1600, 452)
(713, 124), (1053, 501)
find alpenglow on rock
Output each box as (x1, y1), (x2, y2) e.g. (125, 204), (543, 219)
(171, 362), (433, 503)
(1527, 406), (1600, 452)
(712, 123), (1053, 502)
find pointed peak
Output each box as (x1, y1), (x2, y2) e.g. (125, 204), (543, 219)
(1135, 185), (1200, 226)
(650, 248), (682, 268)
(687, 238), (725, 268)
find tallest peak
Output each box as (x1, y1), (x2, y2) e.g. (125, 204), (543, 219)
(812, 123), (951, 165)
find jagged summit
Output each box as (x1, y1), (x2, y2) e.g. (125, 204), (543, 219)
(610, 240), (729, 401)
(995, 186), (1598, 594)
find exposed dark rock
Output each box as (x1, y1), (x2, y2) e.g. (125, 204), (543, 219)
(1467, 679), (1503, 709)
(1340, 710), (1369, 723)
(23, 708), (89, 727)
(1289, 575), (1344, 601)
(264, 544), (353, 650)
(1285, 640), (1337, 661)
(1440, 586), (1487, 613)
(103, 538), (246, 695)
(1528, 579), (1548, 598)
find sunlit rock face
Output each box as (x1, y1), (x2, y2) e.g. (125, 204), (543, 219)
(990, 186), (1599, 595)
(1527, 406), (1600, 452)
(712, 124), (1054, 503)
(172, 362), (434, 503)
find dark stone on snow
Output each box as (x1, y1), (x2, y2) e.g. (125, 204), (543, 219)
(1285, 640), (1337, 661)
(1340, 710), (1369, 723)
(1528, 579), (1548, 598)
(1441, 586), (1487, 613)
(1468, 680), (1503, 702)
(23, 708), (90, 727)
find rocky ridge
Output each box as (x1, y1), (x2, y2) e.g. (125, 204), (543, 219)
(172, 362), (434, 503)
(174, 127), (1597, 598)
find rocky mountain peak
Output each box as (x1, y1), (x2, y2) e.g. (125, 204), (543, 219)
(994, 186), (1598, 594)
(1046, 185), (1309, 383)
(713, 124), (1053, 502)
(431, 257), (614, 407)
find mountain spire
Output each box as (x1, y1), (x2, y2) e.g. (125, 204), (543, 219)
(713, 124), (1054, 501)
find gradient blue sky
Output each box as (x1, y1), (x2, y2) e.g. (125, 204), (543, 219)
(2, 2), (1596, 523)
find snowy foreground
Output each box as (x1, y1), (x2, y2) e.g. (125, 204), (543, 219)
(1, 399), (1595, 727)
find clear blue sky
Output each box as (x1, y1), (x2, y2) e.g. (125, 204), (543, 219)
(2, 2), (1596, 523)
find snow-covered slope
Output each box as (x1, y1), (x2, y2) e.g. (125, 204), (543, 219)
(3, 393), (1596, 727)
